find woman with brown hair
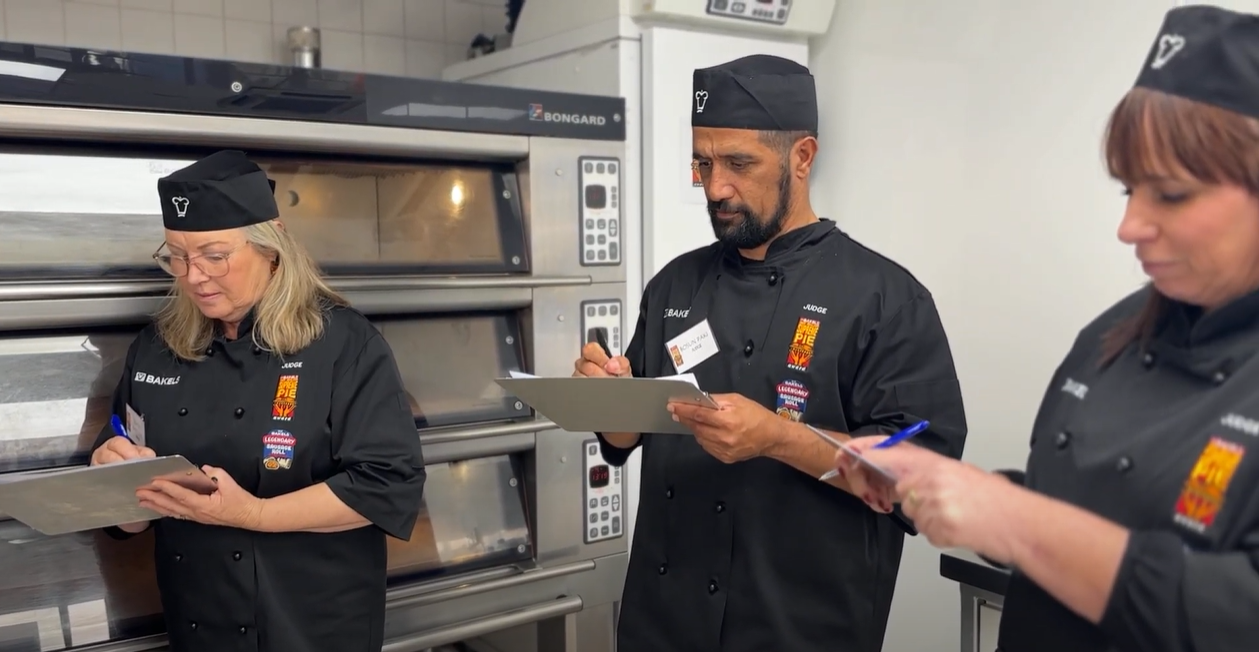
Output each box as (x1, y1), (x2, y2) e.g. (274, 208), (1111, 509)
(834, 6), (1259, 652)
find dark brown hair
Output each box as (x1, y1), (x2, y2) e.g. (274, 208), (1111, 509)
(1098, 87), (1259, 365)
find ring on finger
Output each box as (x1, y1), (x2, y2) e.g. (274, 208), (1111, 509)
(906, 489), (920, 507)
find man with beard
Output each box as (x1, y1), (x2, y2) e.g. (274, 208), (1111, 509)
(572, 55), (969, 652)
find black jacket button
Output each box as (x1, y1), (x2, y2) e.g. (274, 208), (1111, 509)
(1141, 352), (1155, 368)
(178, 408), (188, 416)
(190, 622), (197, 631)
(232, 551), (242, 561)
(708, 579), (719, 594)
(665, 487), (674, 499)
(768, 272), (778, 286)
(239, 626), (247, 634)
(743, 341), (754, 356)
(205, 348), (214, 357)
(714, 501), (725, 513)
(174, 553), (182, 562)
(658, 563), (668, 575)
(1054, 431), (1070, 449)
(1116, 457), (1133, 473)
(1213, 370), (1228, 385)
(234, 407), (245, 418)
(252, 346), (263, 355)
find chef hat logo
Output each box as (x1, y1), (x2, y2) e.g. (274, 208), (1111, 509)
(171, 196), (190, 218)
(695, 90), (709, 113)
(1152, 33), (1186, 70)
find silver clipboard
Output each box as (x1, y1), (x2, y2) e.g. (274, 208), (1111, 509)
(495, 376), (718, 435)
(0, 455), (216, 536)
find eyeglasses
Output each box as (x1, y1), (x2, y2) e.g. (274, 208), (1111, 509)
(152, 243), (245, 278)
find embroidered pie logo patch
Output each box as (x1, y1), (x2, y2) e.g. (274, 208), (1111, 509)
(786, 317), (820, 372)
(271, 374), (298, 421)
(1173, 436), (1245, 533)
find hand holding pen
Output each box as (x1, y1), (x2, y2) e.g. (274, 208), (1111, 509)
(88, 415), (156, 466)
(815, 420), (930, 482)
(574, 329), (633, 378)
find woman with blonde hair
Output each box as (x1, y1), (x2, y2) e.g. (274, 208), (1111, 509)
(88, 149), (427, 652)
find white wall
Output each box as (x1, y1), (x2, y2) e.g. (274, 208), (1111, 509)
(0, 0), (508, 77)
(806, 0), (1185, 649)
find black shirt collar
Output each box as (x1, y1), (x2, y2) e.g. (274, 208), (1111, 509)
(722, 218), (836, 270)
(1150, 287), (1259, 379)
(1159, 287), (1259, 347)
(216, 306), (258, 343)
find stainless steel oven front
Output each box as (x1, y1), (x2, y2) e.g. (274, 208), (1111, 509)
(0, 102), (628, 652)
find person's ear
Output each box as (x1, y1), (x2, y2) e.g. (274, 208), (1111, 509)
(793, 137), (818, 180)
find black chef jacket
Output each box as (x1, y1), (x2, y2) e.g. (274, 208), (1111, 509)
(92, 305), (427, 652)
(599, 219), (968, 652)
(998, 286), (1259, 652)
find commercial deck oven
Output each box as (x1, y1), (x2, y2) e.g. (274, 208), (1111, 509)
(0, 43), (629, 652)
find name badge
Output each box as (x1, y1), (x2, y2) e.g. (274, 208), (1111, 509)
(125, 403), (147, 447)
(665, 319), (720, 373)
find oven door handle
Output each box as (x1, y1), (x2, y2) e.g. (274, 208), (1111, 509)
(382, 595), (584, 652)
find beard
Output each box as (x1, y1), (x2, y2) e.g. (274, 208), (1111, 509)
(707, 165), (792, 250)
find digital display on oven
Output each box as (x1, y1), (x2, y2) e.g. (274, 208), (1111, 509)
(589, 464), (610, 488)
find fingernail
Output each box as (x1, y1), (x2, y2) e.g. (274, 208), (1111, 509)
(836, 467), (846, 479)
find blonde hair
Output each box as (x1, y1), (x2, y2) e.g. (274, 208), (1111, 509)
(155, 220), (349, 361)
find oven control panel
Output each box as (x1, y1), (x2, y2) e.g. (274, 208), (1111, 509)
(583, 438), (624, 543)
(578, 156), (621, 266)
(581, 299), (623, 358)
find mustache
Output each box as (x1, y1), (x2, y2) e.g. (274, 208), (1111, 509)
(708, 201), (749, 214)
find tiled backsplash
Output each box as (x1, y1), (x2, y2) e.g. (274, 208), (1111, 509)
(0, 0), (510, 79)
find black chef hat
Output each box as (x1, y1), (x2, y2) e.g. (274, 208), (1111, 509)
(157, 150), (279, 232)
(1134, 5), (1259, 119)
(692, 54), (818, 132)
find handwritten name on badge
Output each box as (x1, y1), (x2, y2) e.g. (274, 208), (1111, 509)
(665, 319), (720, 373)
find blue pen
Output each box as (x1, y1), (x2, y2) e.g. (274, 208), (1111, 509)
(110, 414), (134, 444)
(815, 420), (928, 482)
(873, 420), (930, 448)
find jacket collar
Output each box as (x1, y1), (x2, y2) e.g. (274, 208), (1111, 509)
(1150, 287), (1259, 380)
(721, 218), (837, 271)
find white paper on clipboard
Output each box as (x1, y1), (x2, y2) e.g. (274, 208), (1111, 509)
(806, 425), (898, 484)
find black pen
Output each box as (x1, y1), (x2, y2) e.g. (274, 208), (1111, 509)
(592, 328), (613, 359)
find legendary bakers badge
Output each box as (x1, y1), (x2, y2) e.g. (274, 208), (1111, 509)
(271, 374), (298, 421)
(1173, 436), (1245, 533)
(775, 380), (809, 421)
(262, 430), (295, 471)
(787, 317), (820, 372)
